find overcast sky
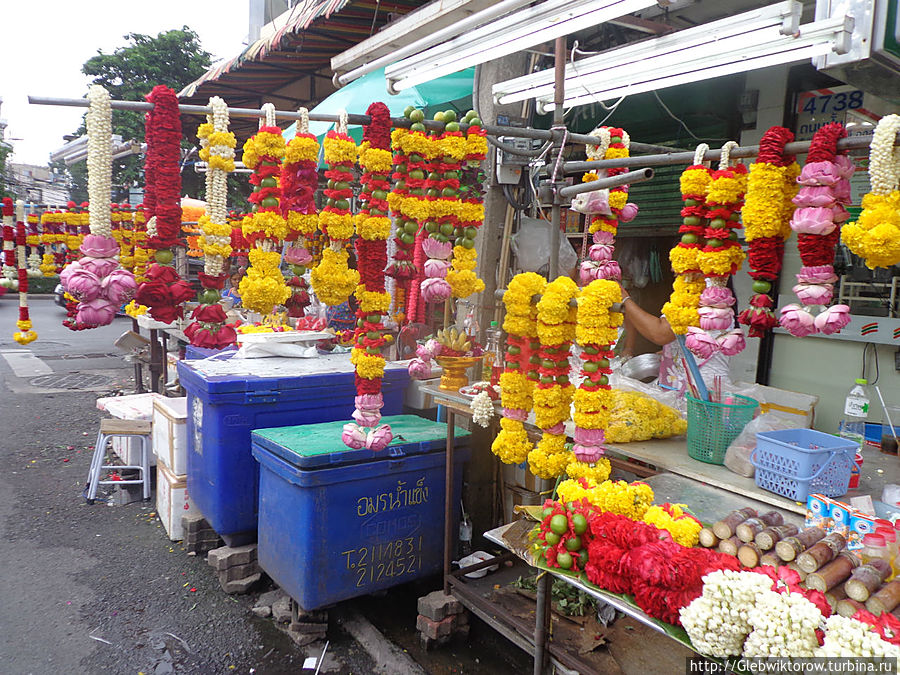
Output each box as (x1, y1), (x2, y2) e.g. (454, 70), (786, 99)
(2, 0), (250, 165)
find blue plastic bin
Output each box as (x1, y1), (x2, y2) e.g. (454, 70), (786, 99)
(751, 428), (856, 501)
(184, 344), (237, 360)
(251, 415), (470, 610)
(178, 356), (409, 541)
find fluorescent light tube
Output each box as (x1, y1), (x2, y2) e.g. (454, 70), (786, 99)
(334, 0), (536, 86)
(493, 0), (802, 105)
(385, 0), (658, 93)
(540, 16), (848, 111)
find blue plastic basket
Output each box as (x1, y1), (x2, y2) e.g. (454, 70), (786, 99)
(750, 428), (856, 502)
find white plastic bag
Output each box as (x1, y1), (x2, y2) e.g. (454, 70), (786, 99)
(608, 370), (686, 416)
(512, 216), (578, 277)
(724, 412), (796, 478)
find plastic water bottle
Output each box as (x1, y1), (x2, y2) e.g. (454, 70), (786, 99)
(840, 378), (870, 450)
(482, 321), (503, 385)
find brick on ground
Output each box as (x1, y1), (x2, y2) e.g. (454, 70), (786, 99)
(417, 590), (462, 622)
(220, 572), (261, 594)
(207, 544), (258, 571)
(217, 561), (260, 583)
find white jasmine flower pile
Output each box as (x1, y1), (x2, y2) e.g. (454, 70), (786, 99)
(743, 589), (821, 657)
(680, 569), (772, 657)
(816, 616), (900, 658)
(681, 569), (900, 659)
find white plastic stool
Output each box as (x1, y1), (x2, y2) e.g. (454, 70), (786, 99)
(85, 418), (153, 504)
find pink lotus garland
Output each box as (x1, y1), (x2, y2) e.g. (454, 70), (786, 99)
(407, 339), (440, 380)
(61, 234), (136, 327)
(420, 233), (453, 303)
(782, 126), (853, 337)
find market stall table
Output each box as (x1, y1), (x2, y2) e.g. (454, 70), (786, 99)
(469, 473), (801, 675)
(421, 383), (900, 517)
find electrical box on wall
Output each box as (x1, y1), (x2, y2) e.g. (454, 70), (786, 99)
(495, 136), (541, 185)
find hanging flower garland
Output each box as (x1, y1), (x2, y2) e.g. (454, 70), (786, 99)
(342, 102), (395, 452)
(685, 142), (747, 358)
(780, 122), (854, 337)
(527, 276), (579, 479)
(185, 96), (238, 349)
(13, 202), (37, 344)
(2, 199), (17, 292)
(386, 124), (418, 322)
(238, 103), (291, 315)
(280, 107), (319, 317)
(134, 85), (191, 324)
(491, 272), (546, 465)
(446, 110), (487, 299)
(579, 126), (638, 285)
(131, 205), (151, 283)
(737, 126), (799, 337)
(842, 114), (900, 268)
(567, 278), (620, 484)
(311, 110), (360, 306)
(61, 85), (137, 329)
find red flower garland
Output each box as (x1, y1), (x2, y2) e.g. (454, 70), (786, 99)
(738, 126), (796, 337)
(135, 85), (192, 323)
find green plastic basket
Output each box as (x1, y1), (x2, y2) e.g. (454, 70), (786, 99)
(686, 393), (758, 465)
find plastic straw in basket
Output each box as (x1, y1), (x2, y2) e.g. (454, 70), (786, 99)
(676, 335), (709, 401)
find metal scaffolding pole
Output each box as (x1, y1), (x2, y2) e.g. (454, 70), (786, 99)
(27, 95), (666, 151)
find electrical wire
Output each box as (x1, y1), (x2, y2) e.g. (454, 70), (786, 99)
(863, 342), (880, 386)
(652, 90), (728, 142)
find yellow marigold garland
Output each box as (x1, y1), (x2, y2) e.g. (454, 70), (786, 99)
(528, 276), (578, 479)
(556, 478), (654, 520)
(842, 114), (900, 268)
(311, 114), (359, 306)
(447, 114), (487, 298)
(491, 272), (546, 465)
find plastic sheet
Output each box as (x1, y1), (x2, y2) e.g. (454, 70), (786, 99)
(511, 216), (577, 277)
(724, 413), (797, 478)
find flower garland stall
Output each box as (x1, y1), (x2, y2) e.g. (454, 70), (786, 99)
(25, 210), (42, 278)
(185, 96), (238, 348)
(568, 279), (620, 484)
(280, 107), (319, 317)
(737, 126), (799, 337)
(13, 201), (38, 344)
(61, 85), (137, 329)
(445, 111), (488, 299)
(528, 276), (579, 479)
(386, 122), (417, 322)
(842, 114), (900, 268)
(579, 126), (638, 285)
(780, 122), (853, 336)
(134, 85), (192, 324)
(239, 103), (291, 315)
(343, 103), (394, 452)
(491, 272), (546, 464)
(685, 142), (747, 358)
(310, 111), (360, 306)
(662, 146), (711, 335)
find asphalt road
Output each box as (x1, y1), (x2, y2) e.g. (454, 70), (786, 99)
(0, 296), (530, 674)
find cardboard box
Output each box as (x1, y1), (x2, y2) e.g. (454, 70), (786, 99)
(503, 485), (543, 524)
(152, 397), (187, 475)
(830, 501), (852, 537)
(733, 381), (819, 428)
(805, 494), (832, 529)
(848, 513), (878, 550)
(156, 463), (198, 541)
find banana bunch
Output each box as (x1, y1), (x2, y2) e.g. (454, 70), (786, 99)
(436, 327), (471, 354)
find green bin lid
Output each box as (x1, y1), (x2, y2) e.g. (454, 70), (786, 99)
(251, 414), (470, 469)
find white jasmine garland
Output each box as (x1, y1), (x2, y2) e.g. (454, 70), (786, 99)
(200, 96), (234, 278)
(86, 85), (113, 237)
(680, 570), (773, 657)
(471, 390), (494, 427)
(742, 589), (822, 657)
(868, 114), (900, 195)
(817, 615), (900, 658)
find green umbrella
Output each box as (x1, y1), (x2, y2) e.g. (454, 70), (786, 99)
(282, 67), (474, 164)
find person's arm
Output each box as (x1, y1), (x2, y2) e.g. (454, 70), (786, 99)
(621, 292), (676, 347)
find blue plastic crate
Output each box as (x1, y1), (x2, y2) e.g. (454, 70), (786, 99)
(178, 356), (409, 540)
(750, 428), (856, 502)
(251, 416), (470, 610)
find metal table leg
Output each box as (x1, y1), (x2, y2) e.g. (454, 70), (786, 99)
(534, 570), (551, 675)
(443, 409), (455, 595)
(132, 318), (144, 393)
(149, 328), (162, 393)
